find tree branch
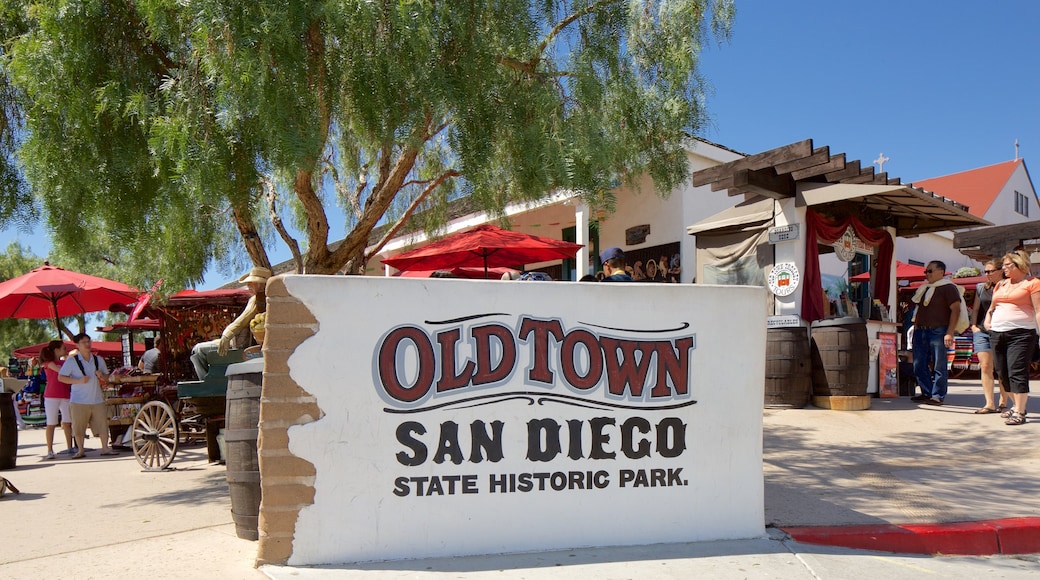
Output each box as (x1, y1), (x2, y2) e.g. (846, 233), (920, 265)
(230, 204), (271, 270)
(536, 0), (622, 58)
(295, 18), (334, 272)
(263, 177), (303, 273)
(326, 117), (439, 270)
(364, 169), (461, 264)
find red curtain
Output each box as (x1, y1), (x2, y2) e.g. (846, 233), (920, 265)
(801, 209), (894, 323)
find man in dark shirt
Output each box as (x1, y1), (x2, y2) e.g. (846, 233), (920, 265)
(600, 247), (634, 282)
(910, 260), (964, 405)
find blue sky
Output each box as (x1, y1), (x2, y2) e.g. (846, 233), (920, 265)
(3, 0), (1037, 288)
(696, 0), (1038, 181)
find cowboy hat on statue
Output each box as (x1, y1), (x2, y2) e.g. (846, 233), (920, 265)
(189, 266), (271, 380)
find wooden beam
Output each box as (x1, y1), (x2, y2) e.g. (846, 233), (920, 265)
(691, 139), (814, 187)
(871, 172), (889, 185)
(773, 146), (831, 175)
(887, 177), (902, 185)
(790, 153), (846, 181)
(710, 177), (733, 192)
(954, 221), (1040, 254)
(824, 159), (860, 182)
(843, 167), (878, 184)
(731, 167), (794, 199)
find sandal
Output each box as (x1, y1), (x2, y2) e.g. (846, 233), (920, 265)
(1005, 412), (1027, 426)
(974, 407), (998, 414)
(1000, 408), (1025, 419)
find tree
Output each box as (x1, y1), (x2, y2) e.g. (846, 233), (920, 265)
(3, 1), (735, 288)
(0, 1), (33, 230)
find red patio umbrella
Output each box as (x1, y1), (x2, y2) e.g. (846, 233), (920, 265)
(12, 340), (144, 360)
(381, 225), (584, 278)
(904, 274), (987, 290)
(0, 263), (141, 335)
(849, 261), (927, 283)
(396, 266), (521, 279)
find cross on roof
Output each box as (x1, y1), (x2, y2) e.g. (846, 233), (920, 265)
(873, 152), (890, 172)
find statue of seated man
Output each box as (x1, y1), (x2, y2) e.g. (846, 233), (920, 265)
(189, 266), (270, 380)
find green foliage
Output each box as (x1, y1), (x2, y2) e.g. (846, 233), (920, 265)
(0, 0), (34, 230)
(3, 0), (735, 282)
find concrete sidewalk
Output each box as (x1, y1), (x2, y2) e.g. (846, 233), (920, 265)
(0, 428), (264, 579)
(2, 379), (1040, 579)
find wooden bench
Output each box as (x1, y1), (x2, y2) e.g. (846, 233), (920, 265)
(177, 350), (245, 399)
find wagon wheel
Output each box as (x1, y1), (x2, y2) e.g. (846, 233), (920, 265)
(132, 401), (179, 471)
(171, 399), (204, 444)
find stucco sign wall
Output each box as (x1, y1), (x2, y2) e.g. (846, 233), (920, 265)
(265, 276), (767, 565)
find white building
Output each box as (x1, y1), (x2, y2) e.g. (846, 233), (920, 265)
(901, 159), (1038, 271)
(373, 138), (744, 282)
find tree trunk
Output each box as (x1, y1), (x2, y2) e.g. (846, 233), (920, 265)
(231, 205), (271, 270)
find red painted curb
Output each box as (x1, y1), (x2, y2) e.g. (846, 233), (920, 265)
(987, 517), (1040, 554)
(780, 518), (1040, 555)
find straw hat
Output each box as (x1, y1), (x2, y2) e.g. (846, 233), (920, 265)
(239, 266), (272, 284)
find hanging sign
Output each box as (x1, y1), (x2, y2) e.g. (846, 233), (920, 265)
(766, 263), (800, 297)
(832, 226), (875, 262)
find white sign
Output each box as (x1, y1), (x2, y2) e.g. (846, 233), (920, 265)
(767, 315), (804, 328)
(832, 226), (875, 262)
(768, 224), (799, 243)
(766, 263), (800, 297)
(280, 277), (766, 564)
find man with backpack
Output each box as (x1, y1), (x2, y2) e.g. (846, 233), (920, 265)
(59, 334), (114, 459)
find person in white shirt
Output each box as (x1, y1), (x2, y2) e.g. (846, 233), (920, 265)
(59, 334), (114, 458)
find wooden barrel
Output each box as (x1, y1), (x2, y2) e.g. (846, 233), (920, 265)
(225, 372), (262, 541)
(810, 318), (870, 398)
(0, 392), (16, 470)
(765, 326), (811, 408)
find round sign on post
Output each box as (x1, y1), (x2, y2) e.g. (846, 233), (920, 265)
(767, 263), (800, 297)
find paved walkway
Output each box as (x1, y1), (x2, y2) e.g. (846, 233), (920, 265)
(2, 379), (1039, 579)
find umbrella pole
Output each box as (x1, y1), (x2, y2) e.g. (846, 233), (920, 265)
(50, 297), (66, 341)
(484, 255), (489, 279)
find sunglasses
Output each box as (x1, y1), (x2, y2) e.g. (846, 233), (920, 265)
(984, 269), (999, 274)
(924, 269), (935, 274)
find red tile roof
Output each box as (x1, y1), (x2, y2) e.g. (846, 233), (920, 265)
(911, 159), (1021, 218)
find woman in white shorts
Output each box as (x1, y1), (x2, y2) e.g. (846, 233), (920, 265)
(41, 340), (74, 459)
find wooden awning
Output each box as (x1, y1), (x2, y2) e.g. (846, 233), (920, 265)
(953, 220), (1040, 262)
(691, 139), (990, 236)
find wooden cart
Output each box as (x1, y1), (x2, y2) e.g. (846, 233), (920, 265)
(128, 351), (243, 471)
(104, 374), (176, 471)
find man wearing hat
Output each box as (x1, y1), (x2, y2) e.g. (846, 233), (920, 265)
(189, 266), (271, 379)
(599, 247), (634, 282)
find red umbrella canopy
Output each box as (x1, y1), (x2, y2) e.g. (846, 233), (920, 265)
(381, 225), (584, 277)
(395, 266), (521, 279)
(904, 274), (987, 290)
(849, 261), (927, 283)
(0, 264), (140, 330)
(12, 340), (144, 360)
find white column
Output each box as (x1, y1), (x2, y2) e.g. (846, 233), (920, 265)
(575, 202), (590, 277)
(773, 198), (807, 317)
